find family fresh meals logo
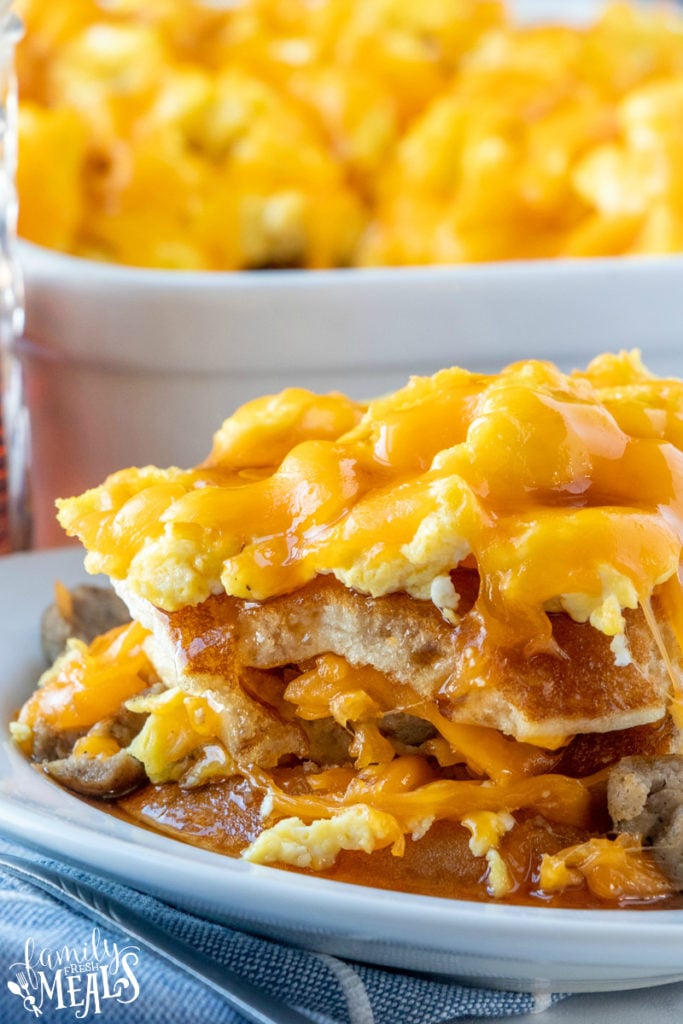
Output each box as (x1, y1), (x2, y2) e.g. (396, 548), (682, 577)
(6, 928), (142, 1018)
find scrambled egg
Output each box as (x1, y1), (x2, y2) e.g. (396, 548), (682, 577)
(461, 810), (515, 898)
(57, 352), (683, 661)
(546, 566), (642, 665)
(17, 0), (683, 267)
(332, 477), (475, 603)
(126, 687), (232, 784)
(243, 803), (405, 870)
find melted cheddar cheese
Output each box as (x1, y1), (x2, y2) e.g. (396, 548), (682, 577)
(57, 351), (683, 658)
(539, 835), (672, 902)
(10, 621), (153, 750)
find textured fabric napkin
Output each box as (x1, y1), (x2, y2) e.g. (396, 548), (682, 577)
(0, 835), (567, 1024)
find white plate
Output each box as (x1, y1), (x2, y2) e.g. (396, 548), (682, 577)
(1, 548), (683, 995)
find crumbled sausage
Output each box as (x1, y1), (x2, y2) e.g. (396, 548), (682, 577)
(379, 712), (437, 747)
(608, 755), (683, 888)
(41, 584), (131, 663)
(29, 688), (161, 796)
(30, 722), (85, 762)
(44, 751), (146, 798)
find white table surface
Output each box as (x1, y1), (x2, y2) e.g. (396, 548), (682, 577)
(471, 981), (683, 1022)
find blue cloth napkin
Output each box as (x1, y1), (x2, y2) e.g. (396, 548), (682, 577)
(0, 835), (567, 1024)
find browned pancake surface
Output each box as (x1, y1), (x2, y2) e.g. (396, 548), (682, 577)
(118, 575), (676, 748)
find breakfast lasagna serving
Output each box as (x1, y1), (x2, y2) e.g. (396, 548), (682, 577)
(12, 351), (683, 907)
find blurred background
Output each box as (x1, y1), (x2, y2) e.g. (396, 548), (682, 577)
(4, 0), (683, 548)
(17, 0), (683, 271)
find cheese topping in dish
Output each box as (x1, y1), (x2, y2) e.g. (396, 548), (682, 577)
(17, 0), (683, 269)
